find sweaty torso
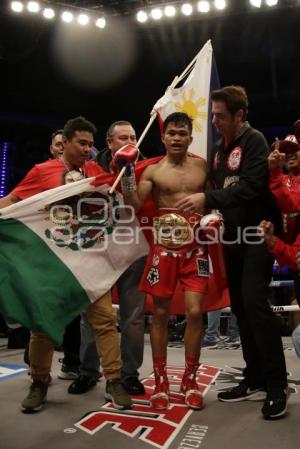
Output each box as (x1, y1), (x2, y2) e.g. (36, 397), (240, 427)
(149, 155), (207, 208)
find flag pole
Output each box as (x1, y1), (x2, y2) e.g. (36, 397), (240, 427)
(109, 50), (200, 195)
(175, 52), (199, 84)
(108, 76), (179, 194)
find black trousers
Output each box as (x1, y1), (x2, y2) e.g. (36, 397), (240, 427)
(224, 243), (287, 389)
(63, 315), (81, 367)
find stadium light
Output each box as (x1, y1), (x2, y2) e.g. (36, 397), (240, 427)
(197, 1), (210, 13)
(61, 11), (73, 23)
(181, 3), (193, 16)
(95, 17), (106, 28)
(43, 8), (55, 19)
(265, 0), (278, 6)
(136, 10), (148, 23)
(9, 0), (286, 30)
(27, 1), (40, 13)
(151, 8), (163, 20)
(77, 14), (89, 26)
(164, 5), (176, 17)
(11, 1), (24, 12)
(214, 0), (227, 10)
(249, 0), (262, 7)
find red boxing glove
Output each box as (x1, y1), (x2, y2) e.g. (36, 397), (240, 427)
(111, 144), (139, 173)
(200, 212), (224, 242)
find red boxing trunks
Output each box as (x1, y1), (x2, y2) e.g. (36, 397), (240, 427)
(139, 208), (209, 298)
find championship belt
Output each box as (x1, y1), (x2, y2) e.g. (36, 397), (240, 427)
(153, 208), (201, 251)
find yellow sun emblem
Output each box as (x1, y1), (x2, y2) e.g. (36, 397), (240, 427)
(174, 88), (207, 133)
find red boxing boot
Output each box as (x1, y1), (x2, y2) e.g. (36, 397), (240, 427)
(181, 375), (203, 410)
(151, 355), (170, 410)
(181, 355), (204, 410)
(151, 377), (170, 410)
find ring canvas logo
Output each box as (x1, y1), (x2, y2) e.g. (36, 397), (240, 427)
(74, 364), (220, 449)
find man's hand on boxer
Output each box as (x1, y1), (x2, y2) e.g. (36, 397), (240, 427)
(175, 193), (206, 214)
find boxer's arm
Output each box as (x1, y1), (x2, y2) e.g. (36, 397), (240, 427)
(123, 165), (154, 212)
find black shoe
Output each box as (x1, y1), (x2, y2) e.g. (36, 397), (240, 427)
(123, 377), (145, 395)
(68, 375), (97, 394)
(261, 387), (288, 419)
(218, 380), (266, 402)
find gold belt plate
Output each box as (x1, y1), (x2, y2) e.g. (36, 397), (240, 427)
(153, 213), (195, 249)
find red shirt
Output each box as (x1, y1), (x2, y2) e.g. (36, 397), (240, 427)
(269, 167), (300, 243)
(269, 167), (300, 214)
(12, 159), (105, 200)
(270, 235), (300, 272)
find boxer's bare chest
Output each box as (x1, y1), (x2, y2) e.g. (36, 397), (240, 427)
(151, 162), (206, 208)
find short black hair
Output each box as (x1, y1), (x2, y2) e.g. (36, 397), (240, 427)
(211, 85), (248, 120)
(163, 112), (193, 135)
(51, 129), (64, 141)
(106, 120), (133, 139)
(63, 116), (97, 141)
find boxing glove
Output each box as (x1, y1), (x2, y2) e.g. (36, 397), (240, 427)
(200, 212), (224, 241)
(111, 144), (139, 173)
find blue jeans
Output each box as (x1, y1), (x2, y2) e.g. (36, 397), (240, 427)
(204, 309), (239, 342)
(79, 257), (146, 380)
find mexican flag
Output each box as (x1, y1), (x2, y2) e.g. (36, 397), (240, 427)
(0, 176), (148, 344)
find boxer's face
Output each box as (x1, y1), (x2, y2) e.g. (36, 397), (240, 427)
(63, 131), (93, 168)
(107, 125), (136, 155)
(162, 122), (193, 155)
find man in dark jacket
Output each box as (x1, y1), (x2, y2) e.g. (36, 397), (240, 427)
(176, 85), (288, 420)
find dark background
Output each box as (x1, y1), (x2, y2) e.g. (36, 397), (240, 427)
(0, 0), (299, 188)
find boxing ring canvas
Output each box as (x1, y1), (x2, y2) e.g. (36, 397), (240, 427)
(0, 335), (299, 449)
